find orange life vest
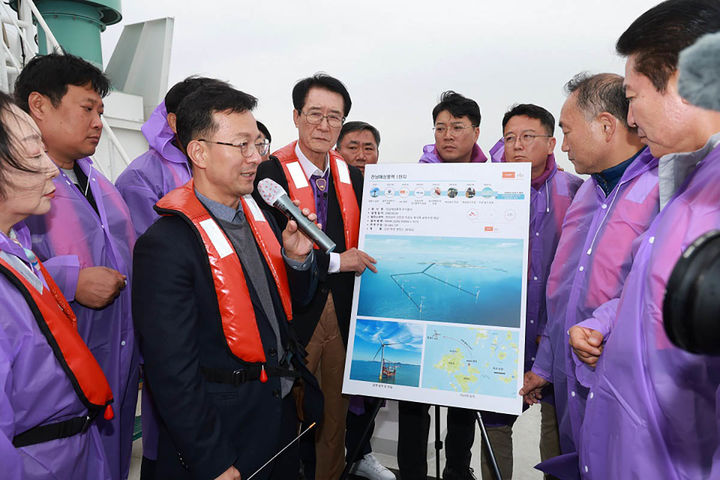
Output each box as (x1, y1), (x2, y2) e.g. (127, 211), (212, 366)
(0, 257), (114, 419)
(273, 141), (360, 249)
(156, 180), (293, 363)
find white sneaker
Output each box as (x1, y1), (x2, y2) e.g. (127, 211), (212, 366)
(350, 453), (396, 480)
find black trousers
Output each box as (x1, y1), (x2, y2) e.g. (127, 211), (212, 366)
(345, 398), (381, 462)
(397, 401), (476, 480)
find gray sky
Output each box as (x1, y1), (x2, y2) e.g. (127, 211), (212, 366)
(101, 0), (660, 174)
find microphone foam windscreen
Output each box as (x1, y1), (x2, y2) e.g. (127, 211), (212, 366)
(257, 178), (285, 206)
(678, 31), (720, 112)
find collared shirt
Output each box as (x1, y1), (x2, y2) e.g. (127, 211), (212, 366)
(194, 190), (312, 271)
(294, 143), (341, 273)
(591, 149), (642, 197)
(658, 131), (720, 210)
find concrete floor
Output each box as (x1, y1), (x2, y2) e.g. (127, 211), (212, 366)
(128, 398), (543, 480)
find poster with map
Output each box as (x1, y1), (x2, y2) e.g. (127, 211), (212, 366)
(341, 162), (530, 415)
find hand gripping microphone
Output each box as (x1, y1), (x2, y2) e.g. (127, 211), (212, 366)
(257, 178), (336, 254)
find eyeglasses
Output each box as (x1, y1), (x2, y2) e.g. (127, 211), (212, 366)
(198, 138), (270, 157)
(504, 133), (552, 146)
(301, 110), (345, 128)
(433, 124), (478, 136)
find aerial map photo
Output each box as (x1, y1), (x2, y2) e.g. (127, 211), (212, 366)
(356, 235), (525, 327)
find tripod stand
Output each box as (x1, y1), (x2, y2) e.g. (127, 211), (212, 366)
(339, 403), (502, 480)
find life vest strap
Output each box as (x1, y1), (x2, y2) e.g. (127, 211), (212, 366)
(12, 411), (99, 447)
(201, 365), (300, 386)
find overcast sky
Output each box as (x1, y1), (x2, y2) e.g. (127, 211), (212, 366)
(101, 0), (660, 174)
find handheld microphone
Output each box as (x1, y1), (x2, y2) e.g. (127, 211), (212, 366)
(257, 178), (336, 254)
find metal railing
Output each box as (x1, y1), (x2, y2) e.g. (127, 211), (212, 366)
(0, 0), (132, 174)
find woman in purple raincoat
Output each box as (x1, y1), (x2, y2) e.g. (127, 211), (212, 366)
(0, 93), (111, 479)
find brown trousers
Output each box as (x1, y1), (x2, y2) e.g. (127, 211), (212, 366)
(305, 294), (350, 480)
(480, 402), (562, 480)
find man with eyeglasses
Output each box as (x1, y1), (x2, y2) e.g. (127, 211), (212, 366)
(519, 73), (659, 477)
(479, 104), (582, 479)
(254, 73), (376, 480)
(257, 120), (272, 162)
(398, 91), (489, 480)
(133, 84), (322, 480)
(419, 90), (488, 164)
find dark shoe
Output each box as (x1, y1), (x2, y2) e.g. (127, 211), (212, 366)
(442, 466), (477, 480)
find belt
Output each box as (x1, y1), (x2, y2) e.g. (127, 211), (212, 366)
(201, 365), (300, 386)
(13, 412), (98, 448)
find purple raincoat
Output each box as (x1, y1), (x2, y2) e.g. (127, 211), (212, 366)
(25, 157), (139, 480)
(580, 138), (720, 479)
(490, 138), (583, 373)
(115, 102), (189, 460)
(115, 101), (191, 237)
(532, 147), (659, 456)
(418, 143), (489, 163)
(0, 223), (111, 480)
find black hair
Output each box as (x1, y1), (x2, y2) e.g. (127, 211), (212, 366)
(432, 91), (481, 126)
(14, 53), (109, 113)
(256, 120), (271, 144)
(164, 76), (230, 114)
(502, 104), (555, 135)
(337, 121), (381, 148)
(565, 73), (632, 128)
(175, 85), (258, 151)
(0, 91), (46, 198)
(616, 0), (720, 92)
(292, 73), (352, 117)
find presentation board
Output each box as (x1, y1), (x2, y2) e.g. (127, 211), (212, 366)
(342, 162), (531, 415)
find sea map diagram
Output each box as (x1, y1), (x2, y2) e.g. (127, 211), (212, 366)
(421, 325), (519, 398)
(356, 235), (524, 328)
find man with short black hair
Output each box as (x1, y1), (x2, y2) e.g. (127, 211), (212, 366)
(477, 103), (582, 479)
(398, 91), (489, 480)
(574, 1), (720, 477)
(15, 53), (139, 480)
(116, 76), (229, 237)
(337, 121), (380, 174)
(133, 84), (321, 480)
(254, 73), (376, 480)
(419, 91), (488, 164)
(520, 72), (660, 478)
(116, 74), (231, 480)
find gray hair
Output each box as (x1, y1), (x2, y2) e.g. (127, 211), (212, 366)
(565, 72), (632, 128)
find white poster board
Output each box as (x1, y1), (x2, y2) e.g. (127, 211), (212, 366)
(342, 162), (531, 415)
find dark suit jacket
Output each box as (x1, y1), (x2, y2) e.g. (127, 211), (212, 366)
(132, 207), (322, 480)
(253, 155), (364, 346)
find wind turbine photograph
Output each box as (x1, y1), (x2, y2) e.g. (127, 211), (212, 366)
(349, 319), (424, 387)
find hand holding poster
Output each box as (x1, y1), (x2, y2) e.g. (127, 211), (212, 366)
(342, 162), (530, 415)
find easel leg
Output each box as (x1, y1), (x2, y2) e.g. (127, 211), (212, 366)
(476, 412), (502, 480)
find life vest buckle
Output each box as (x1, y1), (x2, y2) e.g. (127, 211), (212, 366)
(80, 414), (93, 433)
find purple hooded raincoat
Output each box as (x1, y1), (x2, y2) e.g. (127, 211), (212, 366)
(24, 157), (139, 480)
(418, 143), (489, 163)
(490, 139), (583, 374)
(115, 102), (191, 237)
(532, 147), (659, 458)
(0, 223), (111, 480)
(115, 101), (190, 460)
(580, 137), (720, 479)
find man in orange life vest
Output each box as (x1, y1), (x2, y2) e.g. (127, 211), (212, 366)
(253, 73), (377, 480)
(132, 84), (322, 480)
